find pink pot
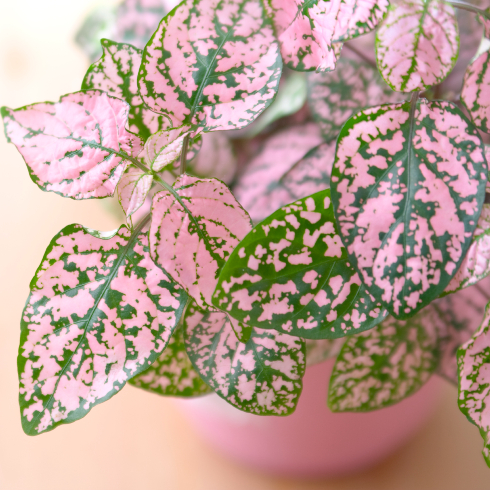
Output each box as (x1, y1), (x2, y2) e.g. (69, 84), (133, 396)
(178, 359), (442, 478)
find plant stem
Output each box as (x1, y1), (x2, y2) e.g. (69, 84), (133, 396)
(446, 1), (490, 21)
(180, 134), (190, 175)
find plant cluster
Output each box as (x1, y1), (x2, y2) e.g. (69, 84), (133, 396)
(5, 0), (490, 468)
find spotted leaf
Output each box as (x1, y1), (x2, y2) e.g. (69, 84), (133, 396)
(266, 0), (388, 72)
(184, 302), (305, 415)
(305, 338), (344, 366)
(331, 100), (487, 319)
(213, 189), (388, 339)
(18, 222), (187, 435)
(129, 324), (211, 397)
(1, 91), (143, 199)
(328, 309), (441, 412)
(82, 39), (167, 140)
(458, 301), (490, 467)
(117, 165), (153, 218)
(307, 58), (405, 142)
(376, 0), (459, 92)
(138, 0), (282, 132)
(461, 48), (490, 134)
(233, 123), (327, 222)
(150, 175), (252, 308)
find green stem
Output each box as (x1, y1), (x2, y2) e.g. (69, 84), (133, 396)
(180, 134), (190, 175)
(446, 1), (490, 21)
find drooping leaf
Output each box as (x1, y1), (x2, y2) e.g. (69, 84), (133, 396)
(305, 338), (344, 366)
(213, 189), (388, 339)
(376, 0), (459, 92)
(2, 91), (143, 199)
(266, 0), (388, 72)
(138, 0), (283, 132)
(129, 324), (211, 397)
(331, 100), (487, 319)
(18, 223), (187, 435)
(458, 300), (490, 467)
(184, 301), (305, 415)
(328, 309), (441, 412)
(117, 165), (153, 218)
(150, 175), (252, 308)
(233, 123), (326, 222)
(307, 58), (405, 142)
(461, 48), (490, 134)
(82, 39), (167, 140)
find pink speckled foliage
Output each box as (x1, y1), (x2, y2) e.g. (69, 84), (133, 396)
(18, 223), (187, 435)
(1, 91), (143, 199)
(331, 100), (487, 319)
(150, 175), (252, 308)
(117, 165), (153, 218)
(138, 0), (283, 132)
(267, 0), (388, 72)
(376, 0), (459, 92)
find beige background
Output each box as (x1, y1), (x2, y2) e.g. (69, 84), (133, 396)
(0, 1), (490, 488)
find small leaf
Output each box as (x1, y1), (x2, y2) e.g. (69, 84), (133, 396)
(233, 123), (326, 222)
(305, 338), (344, 366)
(139, 0), (283, 132)
(117, 165), (153, 218)
(461, 49), (490, 134)
(82, 39), (168, 140)
(458, 300), (490, 467)
(2, 91), (143, 199)
(307, 58), (405, 142)
(18, 223), (187, 435)
(376, 0), (459, 92)
(184, 301), (305, 415)
(129, 325), (211, 397)
(150, 175), (252, 308)
(328, 308), (441, 412)
(213, 189), (387, 339)
(331, 100), (487, 319)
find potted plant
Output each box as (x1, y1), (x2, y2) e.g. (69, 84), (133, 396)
(4, 0), (490, 477)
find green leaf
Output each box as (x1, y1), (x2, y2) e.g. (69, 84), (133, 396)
(129, 324), (212, 397)
(138, 0), (283, 132)
(18, 222), (187, 435)
(213, 189), (387, 339)
(184, 301), (305, 415)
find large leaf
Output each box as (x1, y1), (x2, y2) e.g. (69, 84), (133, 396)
(461, 48), (490, 134)
(266, 0), (388, 72)
(18, 223), (187, 435)
(233, 123), (326, 222)
(307, 58), (405, 142)
(376, 0), (459, 92)
(213, 189), (387, 339)
(117, 165), (153, 218)
(2, 91), (143, 199)
(138, 0), (282, 132)
(331, 100), (487, 319)
(129, 324), (211, 397)
(184, 302), (305, 415)
(150, 175), (252, 308)
(82, 39), (167, 140)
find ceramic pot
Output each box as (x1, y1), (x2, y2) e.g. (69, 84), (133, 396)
(178, 359), (442, 478)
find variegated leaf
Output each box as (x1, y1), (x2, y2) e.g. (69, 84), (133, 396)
(376, 0), (459, 92)
(138, 0), (282, 132)
(82, 39), (167, 140)
(331, 100), (487, 319)
(117, 165), (153, 218)
(184, 302), (305, 415)
(305, 338), (344, 366)
(213, 190), (388, 339)
(233, 123), (326, 222)
(479, 9), (490, 40)
(328, 309), (441, 412)
(266, 0), (388, 72)
(129, 324), (211, 397)
(18, 223), (187, 435)
(307, 58), (405, 142)
(458, 301), (490, 467)
(150, 175), (252, 308)
(1, 91), (143, 199)
(461, 48), (490, 134)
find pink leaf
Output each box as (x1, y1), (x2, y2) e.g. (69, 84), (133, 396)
(117, 165), (153, 217)
(2, 91), (143, 199)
